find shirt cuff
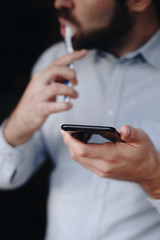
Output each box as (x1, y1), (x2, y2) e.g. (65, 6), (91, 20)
(0, 120), (35, 188)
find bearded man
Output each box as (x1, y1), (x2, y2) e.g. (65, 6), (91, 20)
(1, 0), (160, 239)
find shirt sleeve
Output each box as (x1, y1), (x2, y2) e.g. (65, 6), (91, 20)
(0, 121), (46, 189)
(0, 44), (66, 189)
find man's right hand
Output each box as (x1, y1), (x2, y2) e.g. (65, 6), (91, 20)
(4, 49), (88, 146)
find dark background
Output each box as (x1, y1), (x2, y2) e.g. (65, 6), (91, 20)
(0, 0), (61, 239)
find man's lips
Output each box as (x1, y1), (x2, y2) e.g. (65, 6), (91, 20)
(58, 17), (71, 26)
(60, 24), (66, 38)
(58, 18), (76, 38)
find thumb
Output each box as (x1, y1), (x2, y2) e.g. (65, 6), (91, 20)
(120, 125), (141, 143)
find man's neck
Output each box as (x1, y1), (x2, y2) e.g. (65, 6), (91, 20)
(110, 6), (160, 58)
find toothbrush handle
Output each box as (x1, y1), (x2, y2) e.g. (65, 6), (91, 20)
(64, 63), (74, 102)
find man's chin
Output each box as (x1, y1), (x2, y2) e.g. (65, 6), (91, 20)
(72, 34), (94, 50)
(72, 36), (103, 51)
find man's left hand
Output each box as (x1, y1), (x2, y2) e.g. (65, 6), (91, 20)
(61, 125), (160, 199)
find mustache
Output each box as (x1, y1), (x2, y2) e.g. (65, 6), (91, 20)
(56, 8), (79, 26)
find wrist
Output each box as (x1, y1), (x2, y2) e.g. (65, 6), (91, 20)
(141, 153), (160, 199)
(142, 182), (160, 199)
(3, 115), (32, 147)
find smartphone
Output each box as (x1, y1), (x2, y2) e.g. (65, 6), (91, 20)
(61, 124), (124, 143)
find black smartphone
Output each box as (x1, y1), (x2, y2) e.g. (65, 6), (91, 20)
(61, 124), (124, 143)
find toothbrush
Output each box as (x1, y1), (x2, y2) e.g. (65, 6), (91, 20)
(64, 25), (74, 102)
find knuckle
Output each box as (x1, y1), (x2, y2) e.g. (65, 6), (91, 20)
(100, 163), (112, 176)
(68, 87), (76, 96)
(77, 146), (88, 157)
(70, 151), (77, 160)
(108, 156), (118, 164)
(97, 172), (107, 178)
(43, 104), (52, 116)
(50, 64), (61, 76)
(71, 70), (76, 80)
(100, 165), (109, 175)
(103, 166), (111, 175)
(69, 71), (77, 84)
(52, 83), (61, 93)
(51, 64), (59, 71)
(49, 84), (56, 95)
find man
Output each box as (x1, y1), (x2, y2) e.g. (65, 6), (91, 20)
(0, 0), (160, 239)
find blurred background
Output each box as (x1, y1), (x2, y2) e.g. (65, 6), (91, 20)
(0, 0), (61, 239)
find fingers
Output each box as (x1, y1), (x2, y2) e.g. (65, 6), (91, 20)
(34, 65), (77, 86)
(40, 102), (73, 117)
(32, 50), (88, 88)
(120, 125), (146, 145)
(61, 130), (116, 160)
(39, 83), (78, 102)
(61, 126), (158, 186)
(120, 125), (131, 142)
(44, 101), (73, 114)
(61, 130), (124, 178)
(54, 49), (88, 65)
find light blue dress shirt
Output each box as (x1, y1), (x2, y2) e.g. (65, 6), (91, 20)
(1, 30), (160, 240)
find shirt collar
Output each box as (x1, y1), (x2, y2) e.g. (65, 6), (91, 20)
(97, 28), (160, 70)
(139, 28), (160, 70)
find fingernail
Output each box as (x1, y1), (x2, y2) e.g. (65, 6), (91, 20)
(67, 102), (73, 108)
(60, 129), (64, 135)
(80, 49), (88, 54)
(73, 91), (79, 98)
(127, 126), (130, 136)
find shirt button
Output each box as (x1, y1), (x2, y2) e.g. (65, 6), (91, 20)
(107, 109), (114, 116)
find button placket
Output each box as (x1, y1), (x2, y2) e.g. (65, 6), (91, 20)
(103, 62), (124, 126)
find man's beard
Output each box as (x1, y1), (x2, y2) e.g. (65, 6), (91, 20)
(57, 1), (134, 52)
